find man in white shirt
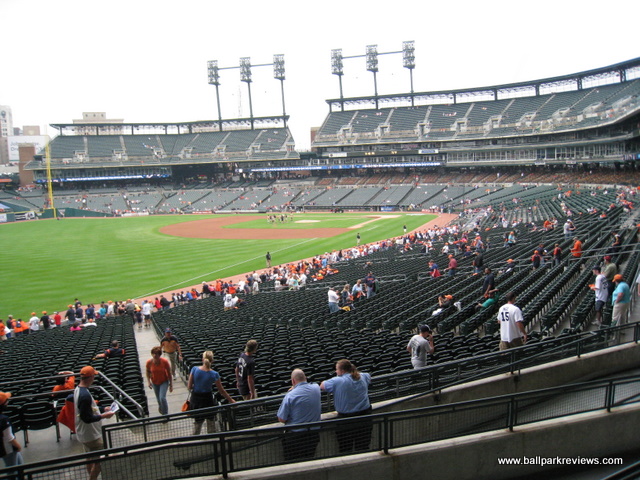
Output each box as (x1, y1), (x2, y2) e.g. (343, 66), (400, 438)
(590, 266), (608, 326)
(28, 313), (40, 333)
(497, 292), (527, 350)
(328, 287), (340, 313)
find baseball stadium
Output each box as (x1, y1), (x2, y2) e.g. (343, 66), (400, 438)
(1, 49), (640, 480)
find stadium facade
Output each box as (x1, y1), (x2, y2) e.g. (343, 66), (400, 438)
(20, 57), (640, 189)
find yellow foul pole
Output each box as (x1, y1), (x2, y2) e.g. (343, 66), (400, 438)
(45, 143), (56, 216)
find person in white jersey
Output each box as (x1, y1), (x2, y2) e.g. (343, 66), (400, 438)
(497, 292), (527, 350)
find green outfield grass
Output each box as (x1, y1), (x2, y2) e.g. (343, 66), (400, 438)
(1, 212), (436, 318)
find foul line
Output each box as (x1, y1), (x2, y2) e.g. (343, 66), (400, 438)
(135, 238), (319, 299)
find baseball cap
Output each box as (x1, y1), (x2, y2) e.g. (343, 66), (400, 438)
(604, 255), (612, 261)
(419, 325), (432, 333)
(0, 392), (11, 405)
(165, 328), (172, 333)
(613, 274), (624, 282)
(80, 366), (98, 377)
(592, 266), (601, 272)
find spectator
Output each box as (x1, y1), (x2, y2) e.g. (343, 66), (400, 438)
(531, 249), (542, 270)
(320, 359), (372, 453)
(0, 320), (6, 341)
(235, 340), (258, 401)
(52, 370), (75, 395)
(146, 346), (173, 416)
(497, 292), (527, 350)
(341, 285), (354, 311)
(95, 340), (126, 359)
(475, 290), (499, 312)
(328, 287), (340, 313)
(277, 369), (322, 461)
(571, 238), (583, 258)
(563, 219), (575, 239)
(160, 329), (182, 379)
(472, 251), (484, 274)
(0, 391), (23, 468)
(482, 268), (495, 297)
(590, 266), (608, 326)
(187, 351), (236, 435)
(602, 255), (618, 299)
(40, 311), (51, 330)
(28, 312), (40, 334)
(428, 260), (441, 278)
(552, 243), (563, 267)
(351, 280), (364, 300)
(406, 325), (435, 369)
(445, 255), (458, 276)
(74, 366), (115, 480)
(611, 274), (631, 326)
(363, 272), (377, 298)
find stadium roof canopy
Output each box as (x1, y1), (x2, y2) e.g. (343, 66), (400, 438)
(326, 57), (640, 111)
(50, 115), (289, 136)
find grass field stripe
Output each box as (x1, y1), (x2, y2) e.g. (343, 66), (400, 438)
(135, 237), (319, 298)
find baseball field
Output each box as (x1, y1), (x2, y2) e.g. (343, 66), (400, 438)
(2, 212), (439, 318)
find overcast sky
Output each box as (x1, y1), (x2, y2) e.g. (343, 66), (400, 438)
(1, 0), (638, 150)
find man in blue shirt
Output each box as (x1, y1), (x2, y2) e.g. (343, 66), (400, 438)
(611, 274), (631, 326)
(277, 369), (321, 461)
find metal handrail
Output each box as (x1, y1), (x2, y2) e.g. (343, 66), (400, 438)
(5, 373), (640, 480)
(103, 321), (640, 447)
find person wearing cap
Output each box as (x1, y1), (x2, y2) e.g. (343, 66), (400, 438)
(0, 319), (6, 341)
(563, 219), (575, 239)
(611, 274), (631, 326)
(497, 292), (527, 350)
(160, 329), (182, 379)
(65, 304), (76, 325)
(0, 391), (23, 468)
(40, 311), (51, 330)
(406, 325), (435, 369)
(590, 266), (609, 326)
(28, 312), (40, 333)
(74, 366), (115, 480)
(146, 346), (173, 415)
(327, 287), (340, 313)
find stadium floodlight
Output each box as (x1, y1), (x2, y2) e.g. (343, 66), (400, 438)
(273, 54), (285, 80)
(403, 41), (416, 103)
(402, 41), (415, 70)
(366, 45), (378, 73)
(331, 49), (344, 76)
(240, 57), (252, 83)
(207, 60), (220, 85)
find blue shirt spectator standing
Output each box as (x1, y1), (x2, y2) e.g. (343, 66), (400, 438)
(321, 359), (372, 453)
(277, 369), (321, 461)
(611, 274), (631, 326)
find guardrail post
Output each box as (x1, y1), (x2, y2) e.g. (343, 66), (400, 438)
(220, 434), (229, 479)
(606, 380), (614, 413)
(383, 416), (390, 454)
(507, 397), (516, 432)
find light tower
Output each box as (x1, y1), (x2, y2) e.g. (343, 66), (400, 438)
(240, 57), (254, 129)
(331, 49), (345, 111)
(207, 60), (223, 131)
(273, 54), (287, 127)
(366, 44), (379, 109)
(403, 41), (416, 106)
